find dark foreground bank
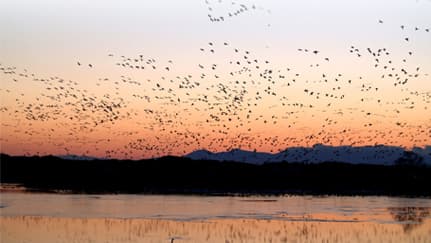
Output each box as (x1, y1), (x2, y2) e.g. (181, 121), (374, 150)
(1, 154), (430, 196)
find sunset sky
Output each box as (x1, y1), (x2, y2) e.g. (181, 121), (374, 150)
(1, 0), (430, 158)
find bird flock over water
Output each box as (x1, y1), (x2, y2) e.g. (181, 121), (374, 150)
(0, 0), (430, 159)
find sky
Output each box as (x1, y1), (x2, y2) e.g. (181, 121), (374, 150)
(1, 0), (430, 158)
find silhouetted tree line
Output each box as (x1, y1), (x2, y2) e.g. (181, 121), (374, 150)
(1, 154), (430, 196)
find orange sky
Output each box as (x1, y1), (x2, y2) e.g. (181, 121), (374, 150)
(1, 0), (430, 158)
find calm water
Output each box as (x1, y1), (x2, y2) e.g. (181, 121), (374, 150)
(1, 192), (431, 242)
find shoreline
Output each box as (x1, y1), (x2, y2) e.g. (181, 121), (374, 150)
(2, 184), (431, 198)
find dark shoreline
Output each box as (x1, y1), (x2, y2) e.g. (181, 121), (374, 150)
(1, 154), (430, 197)
(2, 188), (431, 199)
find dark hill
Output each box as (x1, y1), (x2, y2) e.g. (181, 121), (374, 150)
(1, 153), (430, 196)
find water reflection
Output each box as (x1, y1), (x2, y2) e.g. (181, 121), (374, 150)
(1, 216), (431, 243)
(1, 193), (431, 242)
(388, 207), (431, 233)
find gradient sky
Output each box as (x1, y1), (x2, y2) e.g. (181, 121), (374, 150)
(1, 0), (430, 158)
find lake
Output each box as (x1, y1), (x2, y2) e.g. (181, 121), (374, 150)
(1, 192), (430, 242)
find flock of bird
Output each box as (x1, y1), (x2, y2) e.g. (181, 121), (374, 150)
(0, 2), (430, 159)
(204, 0), (271, 24)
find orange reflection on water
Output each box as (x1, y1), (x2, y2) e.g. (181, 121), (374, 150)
(1, 216), (431, 243)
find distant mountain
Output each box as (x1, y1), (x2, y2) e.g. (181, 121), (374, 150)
(185, 149), (274, 164)
(186, 144), (431, 165)
(55, 154), (100, 161)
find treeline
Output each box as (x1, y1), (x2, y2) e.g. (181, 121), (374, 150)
(1, 154), (430, 196)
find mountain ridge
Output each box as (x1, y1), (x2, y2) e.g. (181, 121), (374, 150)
(2, 144), (430, 166)
(186, 144), (431, 165)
